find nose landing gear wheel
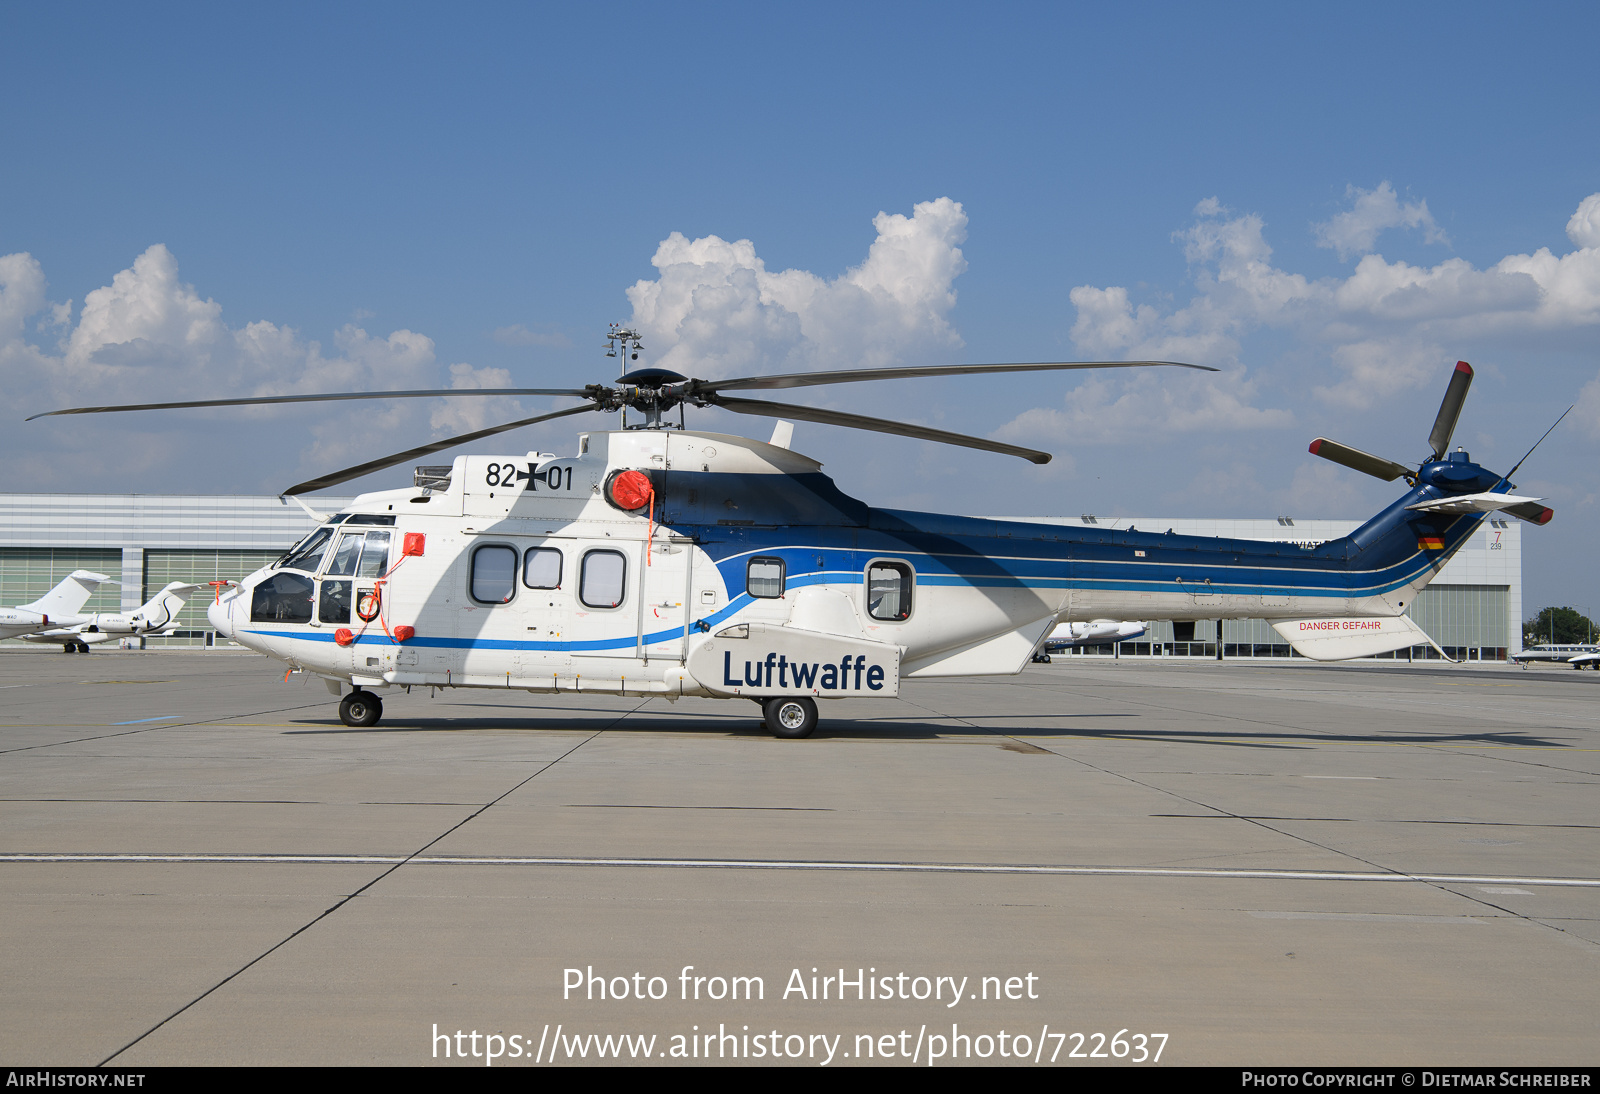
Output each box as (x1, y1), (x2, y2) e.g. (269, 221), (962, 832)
(339, 690), (383, 728)
(762, 696), (818, 739)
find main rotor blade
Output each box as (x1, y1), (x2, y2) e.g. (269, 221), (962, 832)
(709, 395), (1053, 465)
(282, 403), (601, 496)
(1504, 500), (1554, 526)
(1308, 438), (1414, 482)
(689, 359), (1216, 395)
(26, 388), (593, 420)
(1426, 361), (1474, 460)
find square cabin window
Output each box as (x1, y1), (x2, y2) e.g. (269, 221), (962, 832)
(866, 561), (914, 621)
(523, 547), (563, 589)
(470, 544), (518, 604)
(747, 557), (785, 599)
(579, 550), (626, 609)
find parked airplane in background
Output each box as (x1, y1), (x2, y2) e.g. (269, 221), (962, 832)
(1512, 644), (1600, 669)
(17, 582), (205, 653)
(0, 571), (114, 643)
(1032, 621), (1147, 662)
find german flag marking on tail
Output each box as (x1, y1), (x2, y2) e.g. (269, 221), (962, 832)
(1418, 536), (1445, 550)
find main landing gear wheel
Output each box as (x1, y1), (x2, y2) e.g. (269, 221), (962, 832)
(75, 641), (90, 653)
(339, 690), (383, 728)
(763, 696), (818, 739)
(62, 642), (77, 654)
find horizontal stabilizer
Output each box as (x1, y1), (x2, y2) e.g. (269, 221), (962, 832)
(1271, 616), (1452, 662)
(1404, 492), (1543, 516)
(1504, 500), (1554, 525)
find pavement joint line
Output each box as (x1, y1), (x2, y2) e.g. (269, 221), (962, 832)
(4, 852), (1599, 887)
(1016, 709), (1600, 945)
(0, 700), (334, 756)
(97, 696), (646, 1067)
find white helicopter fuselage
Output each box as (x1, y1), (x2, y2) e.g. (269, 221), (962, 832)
(208, 427), (1474, 721)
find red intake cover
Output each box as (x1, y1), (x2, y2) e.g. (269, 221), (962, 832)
(334, 628), (355, 647)
(607, 469), (654, 511)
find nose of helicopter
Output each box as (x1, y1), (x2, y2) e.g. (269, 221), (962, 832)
(207, 590), (235, 638)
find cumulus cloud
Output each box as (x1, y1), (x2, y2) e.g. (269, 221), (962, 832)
(1063, 190), (1600, 412)
(995, 367), (1294, 450)
(493, 323), (570, 347)
(626, 197), (969, 378)
(1313, 182), (1447, 260)
(1567, 193), (1600, 249)
(0, 244), (516, 488)
(430, 362), (527, 435)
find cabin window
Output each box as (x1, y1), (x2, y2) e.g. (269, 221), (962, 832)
(580, 550), (626, 609)
(318, 580), (352, 624)
(747, 557), (786, 599)
(470, 545), (518, 604)
(523, 547), (563, 589)
(866, 561), (914, 621)
(250, 572), (314, 624)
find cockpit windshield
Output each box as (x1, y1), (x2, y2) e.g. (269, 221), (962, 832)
(279, 526), (335, 573)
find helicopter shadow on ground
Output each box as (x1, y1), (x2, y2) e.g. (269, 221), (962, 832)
(281, 704), (1143, 740)
(279, 707), (1577, 748)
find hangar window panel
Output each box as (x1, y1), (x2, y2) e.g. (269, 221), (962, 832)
(143, 550), (283, 647)
(523, 547), (563, 589)
(747, 557), (785, 599)
(866, 561), (914, 621)
(580, 550), (627, 609)
(0, 548), (123, 617)
(470, 545), (518, 604)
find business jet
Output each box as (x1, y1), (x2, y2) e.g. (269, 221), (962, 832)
(17, 582), (205, 653)
(0, 571), (115, 643)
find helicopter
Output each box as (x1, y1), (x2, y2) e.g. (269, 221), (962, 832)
(31, 336), (1555, 738)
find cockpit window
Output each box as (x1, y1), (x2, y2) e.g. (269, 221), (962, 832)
(323, 530), (393, 578)
(357, 531), (390, 578)
(326, 533), (364, 576)
(280, 527), (334, 573)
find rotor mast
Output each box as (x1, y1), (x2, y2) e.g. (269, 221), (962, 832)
(606, 324), (686, 430)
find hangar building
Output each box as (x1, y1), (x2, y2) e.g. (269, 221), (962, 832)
(0, 494), (1521, 660)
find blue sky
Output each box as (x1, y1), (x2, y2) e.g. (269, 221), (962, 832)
(4, 2), (1598, 617)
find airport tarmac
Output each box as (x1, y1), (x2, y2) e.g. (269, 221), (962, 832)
(0, 651), (1595, 1067)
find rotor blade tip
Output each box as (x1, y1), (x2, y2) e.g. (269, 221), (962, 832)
(1308, 439), (1322, 455)
(1031, 453), (1052, 465)
(1456, 361), (1473, 374)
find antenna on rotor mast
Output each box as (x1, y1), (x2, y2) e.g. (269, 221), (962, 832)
(605, 324), (649, 429)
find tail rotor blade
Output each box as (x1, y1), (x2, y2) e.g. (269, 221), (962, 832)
(1427, 361), (1474, 460)
(1308, 438), (1414, 482)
